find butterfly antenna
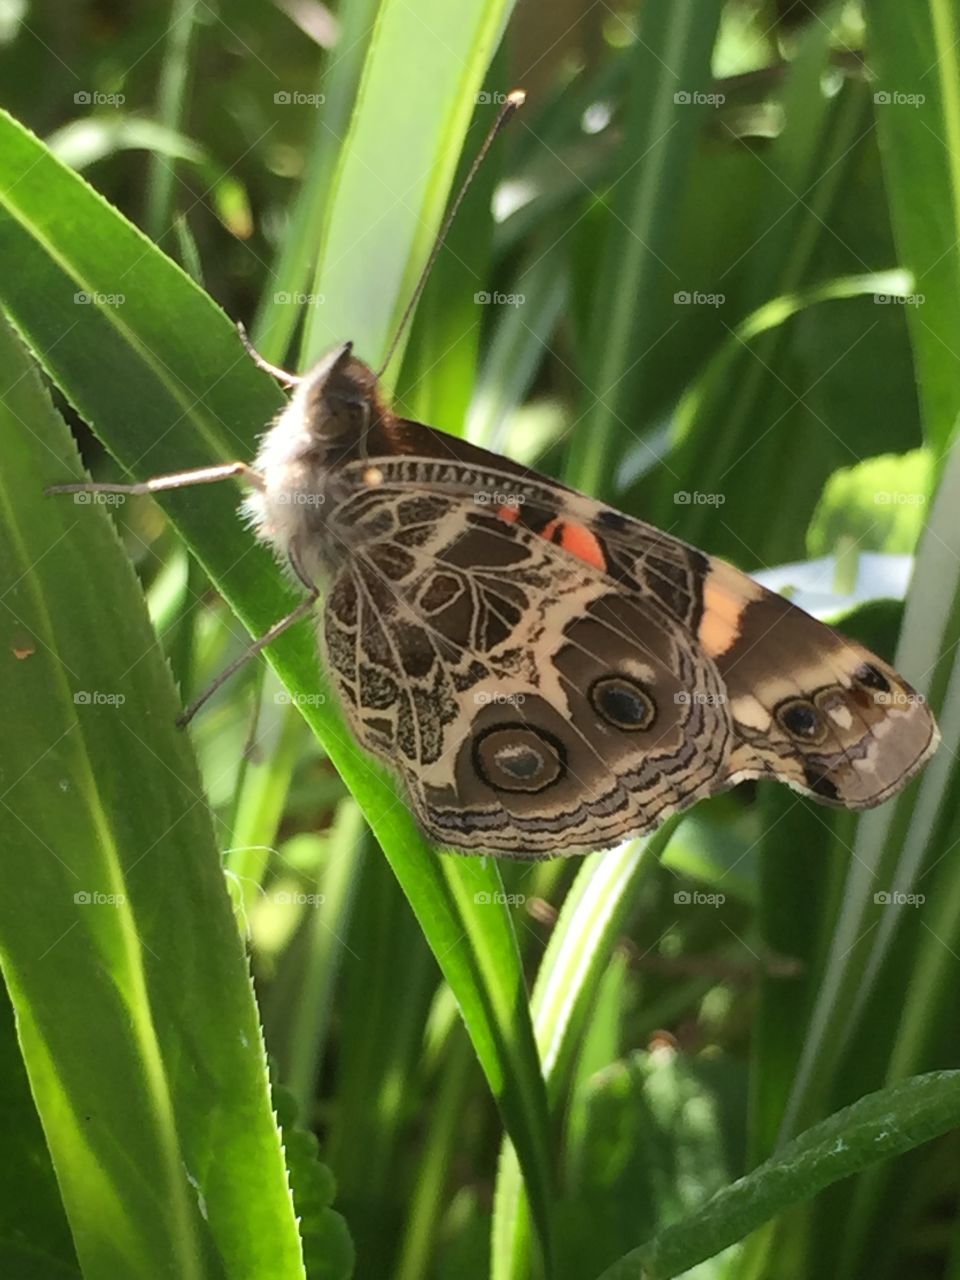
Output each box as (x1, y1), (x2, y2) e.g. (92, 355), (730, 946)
(376, 88), (526, 379)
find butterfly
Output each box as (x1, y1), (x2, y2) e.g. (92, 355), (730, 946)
(210, 340), (936, 859)
(48, 85), (938, 860)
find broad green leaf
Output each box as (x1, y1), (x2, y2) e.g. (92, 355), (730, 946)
(0, 312), (305, 1275)
(273, 1086), (354, 1280)
(807, 450), (933, 557)
(0, 986), (77, 1275)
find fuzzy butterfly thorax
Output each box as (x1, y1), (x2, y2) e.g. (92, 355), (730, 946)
(243, 343), (940, 859)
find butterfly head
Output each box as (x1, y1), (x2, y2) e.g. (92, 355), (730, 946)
(298, 341), (389, 446)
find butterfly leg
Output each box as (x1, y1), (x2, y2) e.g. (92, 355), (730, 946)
(46, 460), (265, 498)
(176, 585), (319, 727)
(177, 536), (320, 726)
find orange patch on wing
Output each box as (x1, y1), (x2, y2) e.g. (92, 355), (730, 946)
(540, 518), (607, 571)
(698, 560), (761, 658)
(495, 501), (522, 524)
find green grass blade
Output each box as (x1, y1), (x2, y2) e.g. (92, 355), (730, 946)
(145, 0), (201, 240)
(595, 1071), (960, 1280)
(867, 0), (960, 451)
(0, 313), (305, 1276)
(251, 0), (379, 364)
(283, 801), (366, 1114)
(393, 1028), (477, 1280)
(565, 0), (723, 499)
(492, 832), (670, 1280)
(304, 0), (517, 371)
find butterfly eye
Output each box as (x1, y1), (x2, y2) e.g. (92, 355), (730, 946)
(590, 675), (656, 732)
(324, 390), (370, 437)
(473, 725), (565, 794)
(776, 697), (828, 744)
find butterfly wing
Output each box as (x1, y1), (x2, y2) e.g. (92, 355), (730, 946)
(318, 427), (938, 856)
(322, 488), (735, 856)
(534, 482), (940, 811)
(692, 558), (939, 808)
